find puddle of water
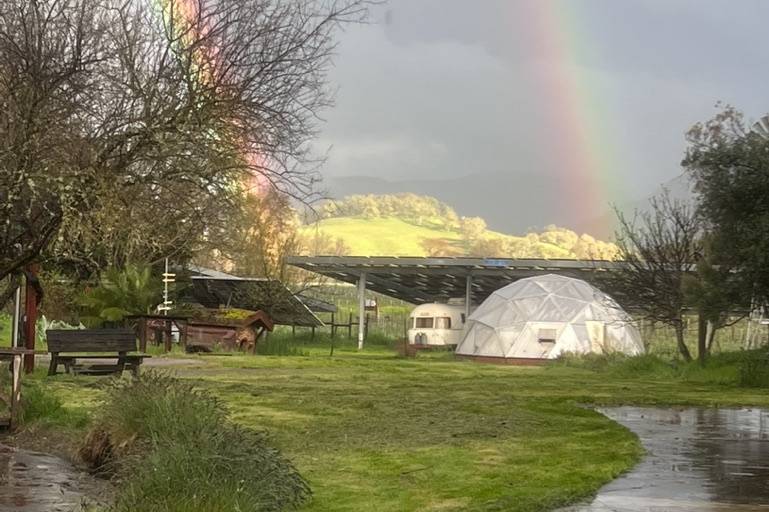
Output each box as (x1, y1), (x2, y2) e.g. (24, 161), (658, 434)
(0, 444), (105, 511)
(561, 407), (769, 511)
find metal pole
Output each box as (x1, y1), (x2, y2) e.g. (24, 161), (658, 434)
(465, 273), (473, 321)
(357, 272), (366, 350)
(11, 286), (21, 348)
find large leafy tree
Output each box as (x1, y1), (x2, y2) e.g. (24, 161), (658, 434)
(683, 106), (769, 307)
(0, 0), (367, 293)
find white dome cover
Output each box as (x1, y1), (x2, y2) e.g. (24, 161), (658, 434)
(455, 274), (644, 359)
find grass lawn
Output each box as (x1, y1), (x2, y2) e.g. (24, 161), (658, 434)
(33, 342), (769, 512)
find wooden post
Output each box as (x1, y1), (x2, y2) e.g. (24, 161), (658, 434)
(253, 327), (265, 354)
(139, 317), (148, 352)
(23, 265), (40, 374)
(10, 354), (21, 427)
(311, 326), (316, 341)
(292, 324), (296, 338)
(164, 320), (173, 353)
(348, 312), (353, 339)
(11, 287), (21, 348)
(179, 319), (188, 350)
(330, 312), (335, 339)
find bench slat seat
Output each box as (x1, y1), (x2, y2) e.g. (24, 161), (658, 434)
(46, 329), (150, 377)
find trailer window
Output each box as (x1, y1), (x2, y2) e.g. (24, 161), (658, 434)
(415, 317), (434, 329)
(435, 317), (451, 329)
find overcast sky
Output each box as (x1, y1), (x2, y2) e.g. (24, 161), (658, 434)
(314, 0), (769, 205)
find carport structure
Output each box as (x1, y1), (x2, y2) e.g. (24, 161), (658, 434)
(286, 256), (624, 349)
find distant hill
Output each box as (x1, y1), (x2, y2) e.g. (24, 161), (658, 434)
(299, 193), (618, 259)
(324, 172), (559, 234)
(324, 173), (695, 239)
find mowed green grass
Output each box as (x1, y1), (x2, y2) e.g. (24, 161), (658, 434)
(38, 344), (769, 512)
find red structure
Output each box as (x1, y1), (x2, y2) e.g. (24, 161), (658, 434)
(187, 311), (274, 353)
(23, 264), (41, 373)
(125, 315), (190, 353)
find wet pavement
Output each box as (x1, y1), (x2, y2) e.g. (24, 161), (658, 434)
(561, 407), (769, 511)
(0, 444), (104, 511)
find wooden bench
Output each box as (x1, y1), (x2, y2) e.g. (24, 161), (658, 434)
(46, 329), (150, 377)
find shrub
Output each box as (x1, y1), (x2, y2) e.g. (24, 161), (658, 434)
(81, 372), (310, 511)
(608, 354), (678, 379)
(738, 350), (769, 388)
(552, 353), (677, 379)
(256, 333), (309, 356)
(19, 382), (67, 425)
(80, 264), (161, 327)
(364, 331), (396, 347)
(552, 352), (628, 372)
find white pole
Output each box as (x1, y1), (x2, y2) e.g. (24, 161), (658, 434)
(163, 258), (169, 316)
(160, 258), (175, 316)
(357, 272), (366, 350)
(11, 286), (21, 348)
(465, 274), (473, 321)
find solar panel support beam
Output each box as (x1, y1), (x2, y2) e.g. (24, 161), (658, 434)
(357, 272), (366, 350)
(465, 273), (473, 320)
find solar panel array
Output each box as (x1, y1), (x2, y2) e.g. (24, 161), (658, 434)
(286, 256), (621, 306)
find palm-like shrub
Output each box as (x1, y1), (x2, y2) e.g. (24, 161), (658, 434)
(80, 264), (161, 327)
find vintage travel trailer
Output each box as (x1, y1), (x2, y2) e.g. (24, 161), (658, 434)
(407, 302), (467, 346)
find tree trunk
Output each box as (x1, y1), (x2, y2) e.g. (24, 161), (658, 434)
(706, 320), (716, 352)
(697, 313), (708, 366)
(675, 324), (692, 362)
(0, 273), (21, 308)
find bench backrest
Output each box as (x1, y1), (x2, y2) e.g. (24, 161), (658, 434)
(46, 329), (137, 353)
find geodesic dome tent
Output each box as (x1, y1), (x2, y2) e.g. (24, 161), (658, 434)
(455, 274), (643, 361)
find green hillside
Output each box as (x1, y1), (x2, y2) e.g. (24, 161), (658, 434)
(301, 217), (460, 256)
(300, 194), (619, 259)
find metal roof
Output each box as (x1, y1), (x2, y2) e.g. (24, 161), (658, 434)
(190, 277), (323, 327)
(183, 264), (242, 280)
(295, 294), (338, 314)
(287, 256), (621, 306)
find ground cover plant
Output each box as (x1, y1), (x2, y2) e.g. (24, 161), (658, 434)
(25, 334), (769, 512)
(78, 372), (310, 512)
